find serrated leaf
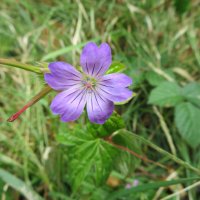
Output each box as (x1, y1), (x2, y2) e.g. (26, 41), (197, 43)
(106, 62), (126, 74)
(175, 102), (200, 148)
(56, 132), (93, 146)
(148, 81), (184, 107)
(57, 130), (117, 191)
(182, 82), (200, 108)
(70, 138), (117, 191)
(87, 112), (125, 137)
(0, 168), (43, 200)
(71, 141), (98, 190)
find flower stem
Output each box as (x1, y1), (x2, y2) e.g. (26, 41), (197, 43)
(0, 58), (42, 74)
(7, 85), (52, 122)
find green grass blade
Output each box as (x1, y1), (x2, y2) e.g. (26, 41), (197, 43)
(0, 154), (22, 168)
(41, 41), (99, 61)
(41, 30), (124, 61)
(0, 168), (44, 200)
(109, 177), (200, 199)
(113, 130), (200, 175)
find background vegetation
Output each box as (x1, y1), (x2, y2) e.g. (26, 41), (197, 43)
(0, 0), (200, 199)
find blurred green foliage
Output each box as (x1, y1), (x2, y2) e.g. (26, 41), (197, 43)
(1, 0), (200, 199)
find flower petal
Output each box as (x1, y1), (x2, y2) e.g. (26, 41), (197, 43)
(44, 62), (82, 91)
(97, 86), (133, 102)
(86, 91), (114, 124)
(80, 42), (112, 77)
(100, 73), (132, 87)
(50, 86), (86, 122)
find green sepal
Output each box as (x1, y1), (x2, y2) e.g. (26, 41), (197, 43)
(106, 62), (126, 74)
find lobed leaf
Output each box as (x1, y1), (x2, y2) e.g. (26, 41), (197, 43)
(57, 128), (117, 191)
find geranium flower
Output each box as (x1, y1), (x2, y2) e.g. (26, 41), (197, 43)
(44, 42), (132, 124)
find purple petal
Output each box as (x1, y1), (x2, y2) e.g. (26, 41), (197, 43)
(100, 73), (132, 87)
(50, 86), (86, 122)
(125, 184), (132, 189)
(44, 62), (82, 91)
(86, 91), (114, 124)
(80, 42), (112, 77)
(133, 180), (139, 187)
(97, 86), (133, 102)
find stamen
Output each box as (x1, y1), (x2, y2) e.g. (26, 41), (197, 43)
(82, 75), (97, 90)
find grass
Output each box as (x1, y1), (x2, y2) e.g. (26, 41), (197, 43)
(0, 0), (200, 199)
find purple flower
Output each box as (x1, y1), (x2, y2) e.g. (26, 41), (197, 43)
(125, 179), (139, 189)
(44, 42), (132, 124)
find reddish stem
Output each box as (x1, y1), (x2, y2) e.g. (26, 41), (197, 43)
(105, 136), (168, 170)
(7, 85), (52, 122)
(7, 102), (32, 122)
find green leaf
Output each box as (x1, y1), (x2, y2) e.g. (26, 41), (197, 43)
(108, 177), (200, 199)
(72, 139), (116, 191)
(87, 112), (125, 137)
(106, 62), (126, 74)
(148, 81), (184, 107)
(182, 82), (200, 108)
(175, 102), (200, 148)
(129, 66), (146, 88)
(145, 70), (175, 86)
(57, 130), (117, 191)
(0, 168), (44, 200)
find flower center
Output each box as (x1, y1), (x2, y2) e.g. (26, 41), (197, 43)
(82, 75), (97, 90)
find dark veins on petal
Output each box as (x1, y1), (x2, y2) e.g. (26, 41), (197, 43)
(93, 88), (106, 102)
(86, 62), (89, 74)
(93, 91), (102, 111)
(77, 89), (87, 107)
(98, 83), (114, 88)
(70, 88), (86, 104)
(91, 64), (95, 75)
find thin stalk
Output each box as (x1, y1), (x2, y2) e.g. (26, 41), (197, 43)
(0, 58), (42, 74)
(153, 106), (177, 156)
(105, 136), (168, 170)
(113, 129), (200, 176)
(7, 85), (52, 122)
